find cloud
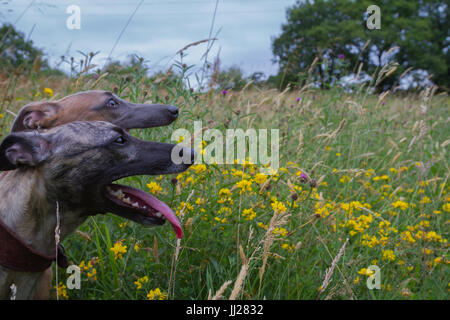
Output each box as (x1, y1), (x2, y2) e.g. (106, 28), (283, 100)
(3, 0), (295, 76)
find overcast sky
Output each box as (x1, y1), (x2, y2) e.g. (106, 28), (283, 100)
(1, 0), (296, 79)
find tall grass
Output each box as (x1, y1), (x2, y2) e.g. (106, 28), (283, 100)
(0, 56), (448, 300)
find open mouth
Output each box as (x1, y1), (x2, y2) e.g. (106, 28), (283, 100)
(104, 183), (183, 239)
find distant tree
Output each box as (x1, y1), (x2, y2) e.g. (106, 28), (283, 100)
(249, 71), (266, 85)
(213, 65), (249, 91)
(101, 54), (184, 97)
(271, 0), (449, 91)
(102, 54), (150, 78)
(0, 23), (51, 72)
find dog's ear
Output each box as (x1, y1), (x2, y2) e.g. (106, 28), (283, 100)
(0, 133), (50, 171)
(11, 103), (60, 132)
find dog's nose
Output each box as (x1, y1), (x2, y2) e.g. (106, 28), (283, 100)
(167, 105), (179, 118)
(179, 147), (196, 164)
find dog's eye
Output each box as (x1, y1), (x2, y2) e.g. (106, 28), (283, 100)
(106, 99), (118, 107)
(114, 136), (125, 144)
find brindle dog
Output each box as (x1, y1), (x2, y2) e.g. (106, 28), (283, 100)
(4, 90), (180, 299)
(0, 121), (194, 299)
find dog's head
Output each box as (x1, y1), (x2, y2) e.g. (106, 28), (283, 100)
(11, 90), (179, 132)
(0, 121), (195, 238)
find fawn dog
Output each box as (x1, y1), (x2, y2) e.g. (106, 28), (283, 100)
(10, 90), (179, 132)
(0, 121), (194, 299)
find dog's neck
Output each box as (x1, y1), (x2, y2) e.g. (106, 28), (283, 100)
(0, 169), (87, 299)
(0, 169), (60, 256)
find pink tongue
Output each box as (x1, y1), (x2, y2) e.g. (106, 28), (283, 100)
(142, 193), (183, 239)
(115, 184), (183, 238)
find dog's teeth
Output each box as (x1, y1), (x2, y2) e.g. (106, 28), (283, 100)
(115, 190), (125, 198)
(111, 189), (125, 200)
(155, 212), (162, 218)
(109, 189), (124, 200)
(122, 197), (131, 204)
(132, 202), (139, 208)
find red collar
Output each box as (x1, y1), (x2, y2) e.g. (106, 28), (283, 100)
(0, 217), (68, 272)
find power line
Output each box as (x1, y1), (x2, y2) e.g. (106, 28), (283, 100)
(199, 0), (220, 86)
(105, 0), (144, 66)
(0, 0), (36, 52)
(5, 9), (287, 17)
(7, 0), (295, 8)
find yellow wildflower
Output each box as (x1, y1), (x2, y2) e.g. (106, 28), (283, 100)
(401, 288), (412, 297)
(257, 222), (268, 230)
(382, 249), (396, 261)
(54, 282), (68, 299)
(358, 268), (375, 276)
(273, 227), (288, 237)
(443, 203), (450, 212)
(147, 181), (162, 194)
(236, 179), (253, 193)
(191, 164), (207, 174)
(175, 201), (194, 216)
(254, 173), (268, 184)
(147, 288), (167, 300)
(231, 169), (249, 179)
(218, 206), (232, 216)
(219, 188), (231, 197)
(110, 240), (127, 260)
(119, 221), (129, 228)
(242, 208), (256, 221)
(314, 202), (334, 218)
(433, 257), (444, 266)
(373, 175), (389, 181)
(134, 242), (142, 252)
(134, 276), (149, 290)
(44, 87), (53, 97)
(281, 243), (294, 252)
(361, 234), (380, 248)
(420, 196), (431, 204)
(392, 200), (409, 211)
(87, 268), (97, 280)
(271, 200), (287, 214)
(214, 216), (227, 224)
(400, 231), (416, 244)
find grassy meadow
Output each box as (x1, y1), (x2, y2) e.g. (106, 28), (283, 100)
(0, 66), (448, 300)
